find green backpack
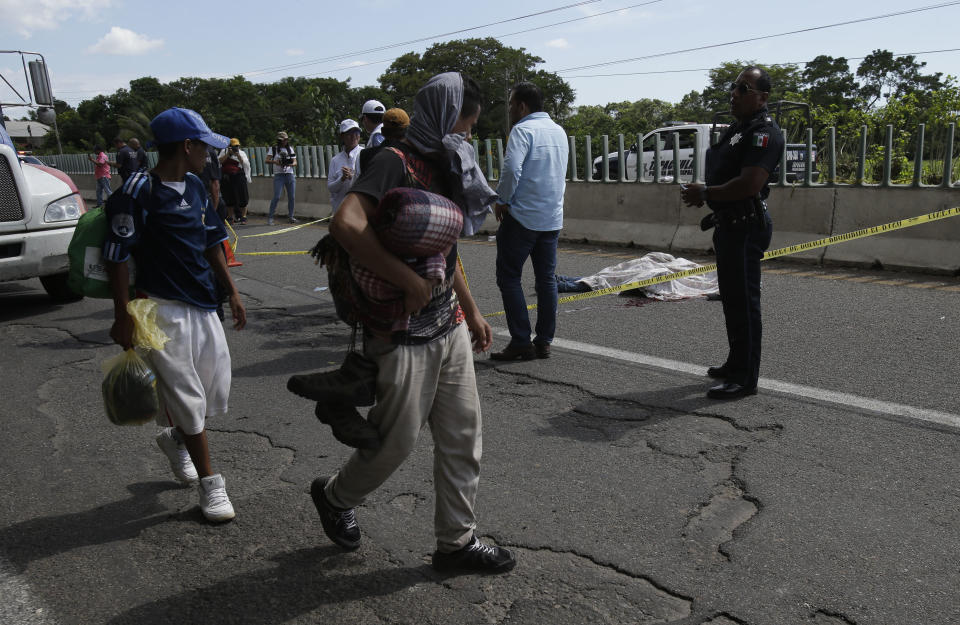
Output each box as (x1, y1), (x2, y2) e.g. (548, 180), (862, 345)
(67, 177), (150, 298)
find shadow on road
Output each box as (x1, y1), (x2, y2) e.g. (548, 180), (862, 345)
(106, 547), (435, 625)
(536, 382), (730, 443)
(0, 481), (182, 571)
(0, 287), (69, 323)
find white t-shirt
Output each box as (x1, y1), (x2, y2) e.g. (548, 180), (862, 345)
(327, 145), (363, 212)
(267, 145), (296, 175)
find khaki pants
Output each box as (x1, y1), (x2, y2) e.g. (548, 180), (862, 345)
(325, 322), (482, 552)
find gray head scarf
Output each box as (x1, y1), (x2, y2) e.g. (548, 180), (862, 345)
(405, 72), (495, 236)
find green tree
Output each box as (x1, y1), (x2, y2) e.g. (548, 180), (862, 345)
(856, 49), (947, 110)
(698, 61), (803, 114)
(802, 55), (858, 109)
(378, 38), (574, 139)
(561, 104), (616, 140)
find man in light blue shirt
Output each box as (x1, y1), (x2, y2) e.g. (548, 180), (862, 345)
(491, 82), (569, 361)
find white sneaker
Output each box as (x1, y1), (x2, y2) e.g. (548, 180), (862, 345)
(155, 427), (199, 485)
(198, 474), (236, 522)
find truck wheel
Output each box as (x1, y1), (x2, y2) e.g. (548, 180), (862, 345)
(40, 273), (83, 302)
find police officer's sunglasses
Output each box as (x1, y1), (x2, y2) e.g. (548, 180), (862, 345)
(729, 81), (766, 95)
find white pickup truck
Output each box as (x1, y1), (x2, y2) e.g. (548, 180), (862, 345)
(0, 52), (87, 301)
(592, 123), (722, 182)
(593, 118), (817, 183)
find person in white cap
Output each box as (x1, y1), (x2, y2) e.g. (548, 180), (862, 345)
(327, 119), (363, 213)
(360, 100), (386, 148)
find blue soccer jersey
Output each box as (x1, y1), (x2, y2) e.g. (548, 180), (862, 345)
(103, 171), (228, 310)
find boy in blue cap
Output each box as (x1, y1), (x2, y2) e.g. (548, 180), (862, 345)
(103, 107), (246, 523)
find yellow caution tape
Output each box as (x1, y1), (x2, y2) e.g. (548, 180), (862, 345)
(457, 253), (469, 289)
(482, 205), (960, 318)
(225, 221), (240, 254)
(240, 217), (329, 238)
(227, 216), (325, 256)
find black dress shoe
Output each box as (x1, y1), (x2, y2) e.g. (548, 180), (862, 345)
(490, 343), (536, 361)
(707, 364), (729, 379)
(706, 382), (758, 400)
(534, 342), (551, 359)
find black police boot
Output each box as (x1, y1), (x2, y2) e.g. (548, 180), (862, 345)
(287, 351), (378, 407)
(315, 402), (381, 450)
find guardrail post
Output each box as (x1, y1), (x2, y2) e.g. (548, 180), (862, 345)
(295, 146), (305, 177)
(585, 135), (594, 182)
(617, 134), (626, 182)
(804, 128), (814, 186)
(568, 136), (579, 182)
(827, 126), (836, 186)
(260, 147), (270, 177)
(912, 124), (924, 187)
(778, 129), (787, 186)
(671, 131), (680, 184)
(942, 122), (955, 188)
(856, 125), (867, 185)
(324, 146), (334, 176)
(310, 145), (327, 178)
(653, 132), (662, 183)
(635, 133), (643, 183)
(484, 138), (494, 181)
(601, 135), (610, 183)
(881, 124), (893, 187)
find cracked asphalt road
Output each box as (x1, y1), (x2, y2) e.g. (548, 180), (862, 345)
(2, 223), (959, 624)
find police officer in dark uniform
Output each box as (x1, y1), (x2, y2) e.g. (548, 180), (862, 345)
(681, 66), (783, 399)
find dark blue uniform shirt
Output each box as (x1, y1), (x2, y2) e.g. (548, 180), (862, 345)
(103, 171), (228, 310)
(706, 108), (783, 212)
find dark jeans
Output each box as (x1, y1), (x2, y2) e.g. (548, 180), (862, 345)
(713, 210), (773, 388)
(495, 213), (560, 346)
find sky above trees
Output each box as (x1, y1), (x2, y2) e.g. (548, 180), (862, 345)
(1, 0), (957, 109)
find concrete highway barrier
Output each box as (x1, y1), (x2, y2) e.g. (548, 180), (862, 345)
(70, 175), (960, 274)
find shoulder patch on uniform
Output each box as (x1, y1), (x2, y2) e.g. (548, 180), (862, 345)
(752, 133), (770, 148)
(111, 213), (135, 238)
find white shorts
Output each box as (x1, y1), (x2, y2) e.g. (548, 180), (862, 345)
(143, 296), (231, 436)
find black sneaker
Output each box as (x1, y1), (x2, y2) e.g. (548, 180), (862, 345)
(287, 352), (378, 407)
(315, 402), (381, 450)
(310, 477), (361, 550)
(431, 536), (516, 574)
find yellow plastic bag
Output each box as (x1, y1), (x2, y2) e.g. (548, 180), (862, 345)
(99, 298), (168, 425)
(101, 350), (159, 425)
(127, 298), (170, 351)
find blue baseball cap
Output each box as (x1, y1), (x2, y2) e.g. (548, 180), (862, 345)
(149, 107), (229, 149)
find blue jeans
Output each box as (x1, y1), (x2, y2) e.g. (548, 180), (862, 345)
(268, 173), (296, 219)
(495, 213), (560, 346)
(95, 177), (112, 206)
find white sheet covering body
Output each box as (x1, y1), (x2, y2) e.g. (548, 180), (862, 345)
(577, 252), (719, 301)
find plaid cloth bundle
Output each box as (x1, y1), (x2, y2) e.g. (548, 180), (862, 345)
(374, 187), (463, 257)
(348, 187), (464, 332)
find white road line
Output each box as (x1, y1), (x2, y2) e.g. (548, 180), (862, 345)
(491, 330), (960, 430)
